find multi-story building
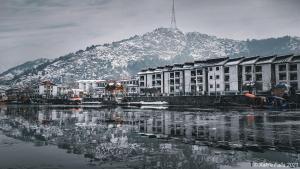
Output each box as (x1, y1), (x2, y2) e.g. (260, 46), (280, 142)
(274, 54), (299, 90)
(290, 55), (300, 90)
(206, 57), (229, 95)
(169, 64), (185, 95)
(223, 57), (244, 94)
(240, 56), (260, 92)
(38, 81), (58, 98)
(194, 60), (208, 95)
(119, 76), (139, 96)
(138, 67), (163, 96)
(254, 55), (276, 92)
(137, 54), (300, 96)
(183, 62), (195, 95)
(77, 80), (107, 97)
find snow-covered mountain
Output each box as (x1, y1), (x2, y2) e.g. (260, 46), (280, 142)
(1, 28), (300, 86)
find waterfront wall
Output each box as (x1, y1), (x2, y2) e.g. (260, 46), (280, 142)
(124, 95), (250, 106)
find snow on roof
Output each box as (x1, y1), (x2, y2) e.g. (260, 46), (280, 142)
(256, 55), (276, 65)
(240, 56), (259, 65)
(273, 54), (294, 64)
(224, 57), (244, 66)
(291, 55), (300, 63)
(205, 57), (229, 66)
(77, 80), (106, 83)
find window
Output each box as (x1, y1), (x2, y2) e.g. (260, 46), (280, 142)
(191, 85), (196, 91)
(156, 74), (161, 79)
(157, 80), (161, 85)
(256, 74), (262, 81)
(191, 71), (196, 76)
(170, 73), (174, 78)
(225, 75), (229, 82)
(210, 76), (213, 80)
(175, 86), (179, 89)
(216, 84), (220, 88)
(279, 73), (286, 80)
(210, 84), (213, 88)
(225, 84), (230, 91)
(224, 67), (229, 73)
(246, 75), (252, 81)
(245, 66), (252, 73)
(216, 67), (219, 71)
(198, 85), (203, 91)
(175, 72), (180, 77)
(279, 64), (286, 71)
(209, 67), (213, 71)
(255, 66), (262, 72)
(175, 79), (180, 84)
(140, 82), (144, 87)
(152, 81), (155, 86)
(170, 79), (174, 85)
(197, 77), (203, 83)
(216, 75), (220, 79)
(197, 70), (203, 75)
(290, 64), (297, 71)
(191, 78), (196, 83)
(290, 73), (297, 81)
(170, 86), (174, 92)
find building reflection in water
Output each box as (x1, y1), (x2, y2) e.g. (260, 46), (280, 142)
(0, 105), (300, 169)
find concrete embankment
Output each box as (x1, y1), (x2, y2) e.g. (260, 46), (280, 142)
(123, 95), (250, 107)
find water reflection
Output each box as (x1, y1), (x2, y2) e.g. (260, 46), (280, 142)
(0, 105), (300, 169)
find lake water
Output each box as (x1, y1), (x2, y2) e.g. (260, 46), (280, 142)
(0, 105), (300, 169)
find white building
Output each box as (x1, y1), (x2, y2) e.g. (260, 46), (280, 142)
(255, 55), (277, 92)
(138, 68), (163, 96)
(77, 80), (107, 97)
(274, 54), (300, 91)
(119, 76), (139, 96)
(38, 81), (58, 98)
(194, 60), (208, 95)
(206, 57), (229, 95)
(223, 57), (244, 94)
(240, 56), (260, 92)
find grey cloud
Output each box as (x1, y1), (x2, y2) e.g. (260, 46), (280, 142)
(0, 0), (299, 73)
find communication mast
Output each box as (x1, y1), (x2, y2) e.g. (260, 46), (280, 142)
(171, 0), (177, 29)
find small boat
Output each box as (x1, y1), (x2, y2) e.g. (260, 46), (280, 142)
(128, 101), (168, 106)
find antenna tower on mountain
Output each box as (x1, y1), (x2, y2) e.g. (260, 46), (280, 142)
(170, 0), (177, 29)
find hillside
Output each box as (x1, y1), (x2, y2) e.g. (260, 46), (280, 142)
(1, 28), (300, 87)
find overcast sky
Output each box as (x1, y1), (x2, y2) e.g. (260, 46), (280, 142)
(0, 0), (300, 73)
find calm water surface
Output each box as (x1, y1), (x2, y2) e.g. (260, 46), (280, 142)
(0, 105), (300, 169)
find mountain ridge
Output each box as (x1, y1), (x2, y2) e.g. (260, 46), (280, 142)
(1, 27), (300, 87)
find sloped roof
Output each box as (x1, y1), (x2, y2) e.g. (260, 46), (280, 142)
(256, 55), (276, 65)
(239, 56), (259, 65)
(273, 54), (293, 64)
(224, 57), (245, 66)
(291, 55), (300, 63)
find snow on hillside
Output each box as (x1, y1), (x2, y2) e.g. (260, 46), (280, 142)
(1, 28), (300, 87)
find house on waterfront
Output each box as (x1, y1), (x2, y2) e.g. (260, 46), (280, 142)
(77, 80), (107, 97)
(119, 76), (139, 96)
(38, 81), (58, 98)
(223, 57), (244, 94)
(206, 57), (229, 95)
(193, 60), (208, 95)
(255, 55), (277, 92)
(138, 67), (163, 96)
(274, 54), (299, 90)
